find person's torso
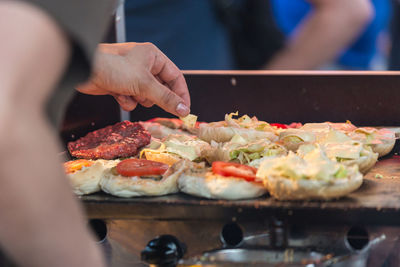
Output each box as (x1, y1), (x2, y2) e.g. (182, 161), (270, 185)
(125, 0), (233, 70)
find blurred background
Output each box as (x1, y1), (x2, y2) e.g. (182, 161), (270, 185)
(122, 0), (400, 71)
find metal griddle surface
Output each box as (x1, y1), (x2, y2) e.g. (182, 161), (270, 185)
(82, 154), (400, 225)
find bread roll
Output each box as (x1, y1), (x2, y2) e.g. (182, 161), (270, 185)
(100, 160), (187, 197)
(177, 161), (267, 200)
(64, 159), (119, 195)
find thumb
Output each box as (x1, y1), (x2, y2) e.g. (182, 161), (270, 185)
(144, 75), (190, 117)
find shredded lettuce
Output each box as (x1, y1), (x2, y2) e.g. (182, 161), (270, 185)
(335, 166), (348, 178)
(228, 140), (281, 164)
(320, 130), (352, 144)
(225, 112), (273, 131)
(225, 111), (241, 127)
(257, 148), (352, 181)
(228, 111), (239, 118)
(255, 123), (269, 131)
(238, 114), (252, 124)
(336, 157), (351, 162)
(248, 152), (261, 160)
(284, 136), (303, 143)
(365, 133), (375, 143)
(263, 149), (279, 157)
(230, 134), (248, 145)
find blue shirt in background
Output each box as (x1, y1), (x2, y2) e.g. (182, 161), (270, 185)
(271, 0), (391, 69)
(125, 0), (233, 70)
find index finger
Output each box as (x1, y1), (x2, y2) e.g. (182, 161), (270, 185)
(151, 50), (191, 107)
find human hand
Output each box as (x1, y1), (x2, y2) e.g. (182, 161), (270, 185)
(77, 42), (191, 117)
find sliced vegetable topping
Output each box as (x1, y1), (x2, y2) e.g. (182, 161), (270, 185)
(270, 123), (288, 129)
(116, 159), (169, 177)
(212, 161), (259, 182)
(284, 136), (303, 143)
(225, 111), (273, 131)
(64, 159), (94, 174)
(335, 166), (348, 178)
(257, 148), (354, 182)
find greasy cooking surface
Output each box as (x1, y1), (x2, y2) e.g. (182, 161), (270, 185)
(82, 154), (400, 224)
(70, 72), (400, 223)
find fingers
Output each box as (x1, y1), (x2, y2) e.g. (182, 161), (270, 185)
(113, 93), (154, 110)
(138, 99), (154, 108)
(166, 74), (191, 107)
(151, 50), (191, 108)
(134, 95), (154, 108)
(97, 42), (191, 117)
(76, 80), (110, 95)
(143, 75), (190, 117)
(112, 94), (138, 111)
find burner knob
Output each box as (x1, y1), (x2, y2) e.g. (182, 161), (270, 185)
(141, 234), (186, 267)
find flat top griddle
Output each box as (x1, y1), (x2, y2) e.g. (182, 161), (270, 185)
(71, 72), (400, 225)
(82, 154), (400, 225)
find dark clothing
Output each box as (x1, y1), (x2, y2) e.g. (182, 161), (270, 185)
(19, 0), (115, 126)
(389, 0), (400, 70)
(125, 0), (234, 70)
(124, 0), (283, 70)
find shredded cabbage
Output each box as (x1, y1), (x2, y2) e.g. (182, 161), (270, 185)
(228, 140), (277, 164)
(335, 166), (348, 178)
(225, 112), (273, 131)
(284, 136), (303, 143)
(257, 148), (352, 181)
(230, 134), (248, 145)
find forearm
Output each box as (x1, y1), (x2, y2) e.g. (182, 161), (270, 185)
(0, 2), (104, 267)
(267, 0), (373, 70)
(1, 111), (104, 267)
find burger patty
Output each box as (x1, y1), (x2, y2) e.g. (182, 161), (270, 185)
(68, 121), (151, 159)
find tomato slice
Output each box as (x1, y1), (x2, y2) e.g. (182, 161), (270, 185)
(116, 158), (169, 177)
(270, 123), (288, 129)
(64, 159), (94, 174)
(212, 161), (259, 183)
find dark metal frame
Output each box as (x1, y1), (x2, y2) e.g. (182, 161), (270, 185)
(62, 71), (400, 266)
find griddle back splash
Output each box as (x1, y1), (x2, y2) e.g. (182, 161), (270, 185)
(130, 71), (400, 127)
(60, 72), (400, 146)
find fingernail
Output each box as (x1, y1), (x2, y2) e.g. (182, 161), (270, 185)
(176, 103), (190, 116)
